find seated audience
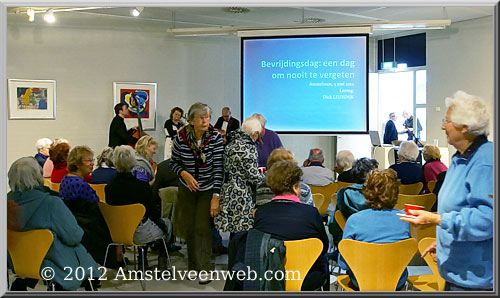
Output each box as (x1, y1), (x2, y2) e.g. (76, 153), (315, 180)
(49, 142), (71, 183)
(251, 113), (283, 168)
(91, 146), (117, 184)
(328, 157), (379, 250)
(58, 146), (119, 268)
(226, 160), (329, 291)
(105, 145), (172, 270)
(133, 135), (158, 185)
(301, 148), (335, 186)
(256, 148), (313, 206)
(422, 145), (448, 192)
(334, 150), (356, 183)
(389, 141), (425, 185)
(338, 169), (410, 291)
(7, 156), (99, 291)
(43, 138), (69, 178)
(34, 138), (52, 168)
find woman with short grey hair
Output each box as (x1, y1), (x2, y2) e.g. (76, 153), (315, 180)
(215, 117), (264, 239)
(389, 141), (424, 185)
(34, 138), (52, 168)
(7, 156), (99, 291)
(91, 146), (117, 184)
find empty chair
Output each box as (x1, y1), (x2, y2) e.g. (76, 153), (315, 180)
(407, 237), (446, 291)
(394, 193), (436, 211)
(283, 238), (323, 291)
(410, 221), (437, 244)
(311, 193), (325, 213)
(308, 183), (339, 215)
(399, 182), (423, 195)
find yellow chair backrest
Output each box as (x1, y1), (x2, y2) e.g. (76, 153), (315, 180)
(399, 182), (423, 195)
(98, 202), (145, 246)
(311, 193), (325, 212)
(419, 237), (446, 291)
(334, 210), (347, 231)
(89, 184), (107, 203)
(43, 177), (51, 187)
(338, 238), (417, 291)
(49, 182), (60, 192)
(283, 238), (323, 291)
(427, 181), (437, 193)
(7, 229), (54, 280)
(337, 181), (356, 190)
(308, 183), (340, 215)
(411, 222), (437, 244)
(394, 193), (436, 211)
(330, 193), (337, 208)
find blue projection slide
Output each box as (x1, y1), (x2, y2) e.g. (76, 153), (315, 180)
(242, 35), (368, 133)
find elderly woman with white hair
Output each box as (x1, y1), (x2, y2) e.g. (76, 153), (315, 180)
(389, 140), (424, 185)
(7, 156), (99, 291)
(334, 150), (356, 183)
(400, 91), (493, 291)
(91, 146), (117, 184)
(34, 137), (52, 168)
(214, 117), (265, 240)
(105, 145), (172, 270)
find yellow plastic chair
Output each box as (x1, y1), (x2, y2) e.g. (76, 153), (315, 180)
(43, 177), (51, 187)
(283, 238), (323, 291)
(89, 184), (106, 203)
(410, 222), (437, 244)
(48, 182), (60, 192)
(336, 181), (356, 190)
(330, 193), (337, 208)
(427, 181), (437, 193)
(334, 210), (347, 231)
(407, 237), (445, 291)
(330, 182), (355, 213)
(394, 193), (436, 211)
(98, 202), (171, 291)
(7, 229), (54, 290)
(311, 193), (325, 213)
(308, 183), (339, 215)
(336, 238), (417, 291)
(399, 182), (424, 195)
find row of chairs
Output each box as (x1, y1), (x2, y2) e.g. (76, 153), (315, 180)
(43, 177), (106, 203)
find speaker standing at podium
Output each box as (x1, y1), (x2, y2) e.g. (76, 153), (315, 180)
(383, 112), (398, 144)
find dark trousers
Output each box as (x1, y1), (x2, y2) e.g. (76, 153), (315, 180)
(177, 183), (213, 271)
(445, 281), (493, 291)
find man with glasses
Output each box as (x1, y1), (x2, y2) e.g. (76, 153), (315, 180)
(383, 112), (398, 144)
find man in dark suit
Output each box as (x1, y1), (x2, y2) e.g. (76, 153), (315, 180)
(214, 107), (240, 141)
(383, 112), (398, 144)
(108, 103), (138, 148)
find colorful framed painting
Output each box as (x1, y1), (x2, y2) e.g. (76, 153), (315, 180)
(113, 82), (157, 130)
(8, 79), (56, 119)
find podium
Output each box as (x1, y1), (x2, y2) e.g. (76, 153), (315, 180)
(372, 146), (450, 170)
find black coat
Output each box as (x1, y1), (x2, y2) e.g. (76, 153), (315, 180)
(214, 116), (240, 134)
(151, 159), (179, 204)
(108, 115), (137, 148)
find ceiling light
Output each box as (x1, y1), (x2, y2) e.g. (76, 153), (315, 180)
(131, 7), (144, 17)
(224, 7), (250, 14)
(372, 20), (451, 30)
(44, 9), (55, 23)
(26, 8), (35, 22)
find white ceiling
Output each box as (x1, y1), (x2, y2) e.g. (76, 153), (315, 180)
(6, 6), (494, 37)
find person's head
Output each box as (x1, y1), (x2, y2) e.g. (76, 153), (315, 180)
(351, 157), (379, 184)
(241, 116), (262, 142)
(114, 102), (129, 117)
(398, 141), (419, 162)
(188, 102), (212, 133)
(267, 148), (295, 170)
(222, 107), (231, 122)
(266, 160), (303, 196)
(96, 146), (115, 168)
(170, 107), (184, 123)
(362, 169), (401, 210)
(422, 145), (441, 162)
(67, 145), (94, 177)
(402, 110), (410, 119)
(52, 138), (69, 146)
(334, 150), (355, 174)
(35, 138), (52, 156)
(442, 90), (490, 150)
(308, 148), (324, 163)
(113, 145), (136, 173)
(49, 143), (71, 165)
(389, 112), (397, 121)
(251, 113), (267, 136)
(135, 135), (158, 160)
(8, 157), (44, 192)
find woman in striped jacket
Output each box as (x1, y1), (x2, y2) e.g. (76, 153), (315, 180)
(171, 102), (224, 284)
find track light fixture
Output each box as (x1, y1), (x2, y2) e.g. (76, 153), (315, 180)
(26, 8), (35, 22)
(44, 9), (55, 23)
(131, 7), (144, 17)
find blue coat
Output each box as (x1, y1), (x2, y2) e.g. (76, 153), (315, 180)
(383, 120), (398, 144)
(8, 186), (99, 290)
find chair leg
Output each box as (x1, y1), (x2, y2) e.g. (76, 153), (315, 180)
(160, 237), (173, 270)
(102, 243), (115, 269)
(139, 247), (146, 291)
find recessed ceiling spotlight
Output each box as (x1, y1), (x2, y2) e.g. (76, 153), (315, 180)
(303, 17), (325, 24)
(44, 9), (55, 23)
(224, 7), (250, 14)
(26, 8), (35, 22)
(131, 7), (144, 17)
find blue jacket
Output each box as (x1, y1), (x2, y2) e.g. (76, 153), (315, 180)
(338, 208), (411, 290)
(436, 135), (493, 289)
(383, 120), (398, 144)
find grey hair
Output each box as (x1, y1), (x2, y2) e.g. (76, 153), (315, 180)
(389, 112), (395, 118)
(35, 138), (52, 152)
(53, 138), (69, 146)
(97, 147), (115, 167)
(336, 150), (355, 171)
(113, 145), (136, 173)
(308, 148), (324, 162)
(187, 102), (212, 122)
(351, 157), (379, 184)
(445, 90), (490, 136)
(398, 141), (419, 162)
(8, 157), (44, 192)
(241, 117), (262, 137)
(251, 113), (266, 127)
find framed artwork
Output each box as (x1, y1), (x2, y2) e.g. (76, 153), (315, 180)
(8, 79), (56, 119)
(113, 82), (157, 130)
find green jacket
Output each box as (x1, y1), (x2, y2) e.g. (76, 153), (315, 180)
(8, 185), (99, 290)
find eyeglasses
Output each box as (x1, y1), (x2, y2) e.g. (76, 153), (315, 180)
(82, 158), (94, 162)
(442, 118), (453, 124)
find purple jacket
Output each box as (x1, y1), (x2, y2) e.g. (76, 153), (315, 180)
(256, 129), (283, 167)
